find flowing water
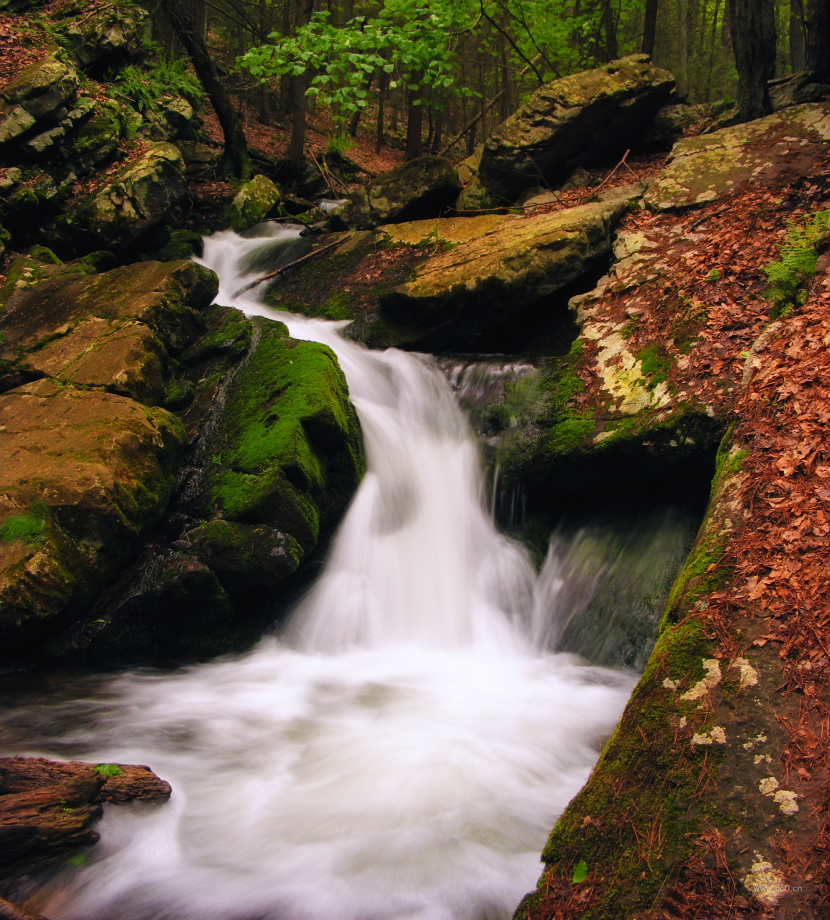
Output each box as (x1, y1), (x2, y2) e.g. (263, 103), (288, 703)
(0, 225), (692, 920)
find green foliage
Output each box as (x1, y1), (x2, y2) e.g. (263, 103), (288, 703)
(764, 210), (830, 319)
(705, 268), (720, 282)
(114, 57), (205, 115)
(94, 763), (123, 777)
(571, 860), (588, 883)
(65, 854), (87, 867)
(239, 1), (475, 131)
(326, 135), (356, 157)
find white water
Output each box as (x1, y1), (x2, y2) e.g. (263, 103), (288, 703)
(6, 225), (639, 920)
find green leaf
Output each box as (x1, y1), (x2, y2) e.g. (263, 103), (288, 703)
(65, 854), (87, 867)
(572, 861), (588, 884)
(94, 763), (123, 777)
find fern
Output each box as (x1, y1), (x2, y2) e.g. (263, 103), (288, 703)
(764, 210), (830, 318)
(113, 57), (205, 115)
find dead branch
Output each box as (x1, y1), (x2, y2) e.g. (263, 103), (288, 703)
(233, 240), (342, 296)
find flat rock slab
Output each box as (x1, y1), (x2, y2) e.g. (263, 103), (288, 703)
(645, 102), (830, 211)
(0, 756), (170, 879)
(380, 188), (638, 351)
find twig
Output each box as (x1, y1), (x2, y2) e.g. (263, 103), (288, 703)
(577, 149), (632, 203)
(232, 240), (341, 296)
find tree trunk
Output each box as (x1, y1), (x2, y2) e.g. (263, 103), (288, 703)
(288, 0), (315, 164)
(805, 0), (830, 82)
(430, 108), (444, 154)
(789, 0), (807, 71)
(641, 0), (659, 57)
(376, 71), (386, 152)
(404, 89), (423, 161)
(162, 0), (252, 179)
(602, 0), (619, 61)
(726, 0), (776, 121)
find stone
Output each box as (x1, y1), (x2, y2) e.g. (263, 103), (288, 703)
(223, 174), (281, 232)
(176, 140), (221, 177)
(61, 98), (122, 172)
(644, 102), (830, 211)
(379, 187), (637, 351)
(193, 318), (364, 560)
(184, 519), (302, 594)
(74, 142), (187, 250)
(154, 95), (195, 141)
(19, 125), (65, 156)
(0, 106), (35, 147)
(343, 155), (462, 228)
(0, 379), (186, 642)
(769, 71), (830, 111)
(478, 55), (676, 201)
(0, 755), (169, 879)
(0, 52), (78, 123)
(61, 3), (150, 70)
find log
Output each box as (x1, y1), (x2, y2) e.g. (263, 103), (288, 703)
(0, 895), (50, 920)
(232, 240), (342, 297)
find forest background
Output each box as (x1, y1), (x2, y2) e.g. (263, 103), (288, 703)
(146, 0), (829, 178)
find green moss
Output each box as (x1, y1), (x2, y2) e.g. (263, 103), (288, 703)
(637, 345), (673, 389)
(199, 319), (364, 554)
(0, 509), (47, 545)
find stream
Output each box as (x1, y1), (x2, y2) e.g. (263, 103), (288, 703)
(0, 225), (696, 920)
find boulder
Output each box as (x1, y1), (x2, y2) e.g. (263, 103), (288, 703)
(176, 140), (221, 178)
(343, 155), (462, 228)
(0, 52), (78, 128)
(379, 187), (637, 350)
(769, 71), (830, 111)
(0, 379), (186, 643)
(73, 142), (187, 250)
(222, 174), (281, 232)
(60, 3), (150, 71)
(644, 102), (830, 211)
(478, 55), (675, 202)
(192, 318), (364, 558)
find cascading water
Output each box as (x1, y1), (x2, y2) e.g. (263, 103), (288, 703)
(0, 224), (681, 920)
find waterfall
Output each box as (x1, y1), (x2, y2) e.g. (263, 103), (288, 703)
(0, 225), (673, 920)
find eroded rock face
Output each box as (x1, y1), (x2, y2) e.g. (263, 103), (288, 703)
(73, 142), (187, 251)
(60, 3), (150, 71)
(379, 187), (637, 350)
(478, 55), (675, 202)
(644, 102), (830, 211)
(0, 756), (170, 880)
(344, 155), (462, 229)
(0, 53), (78, 134)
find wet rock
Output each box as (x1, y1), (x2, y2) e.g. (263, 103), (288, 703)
(0, 756), (170, 880)
(344, 155), (462, 229)
(72, 142), (187, 251)
(184, 519), (302, 594)
(478, 55), (675, 202)
(769, 71), (830, 111)
(222, 174), (281, 232)
(379, 187), (638, 351)
(644, 102), (830, 211)
(193, 318), (364, 559)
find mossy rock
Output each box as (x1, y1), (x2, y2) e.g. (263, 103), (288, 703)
(194, 317), (364, 559)
(0, 379), (186, 649)
(479, 55), (675, 201)
(222, 174), (281, 233)
(184, 519), (302, 595)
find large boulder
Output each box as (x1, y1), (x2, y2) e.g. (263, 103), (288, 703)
(644, 102), (830, 211)
(769, 71), (830, 111)
(478, 55), (675, 202)
(73, 142), (187, 250)
(0, 259), (219, 650)
(344, 155), (462, 229)
(378, 187), (637, 350)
